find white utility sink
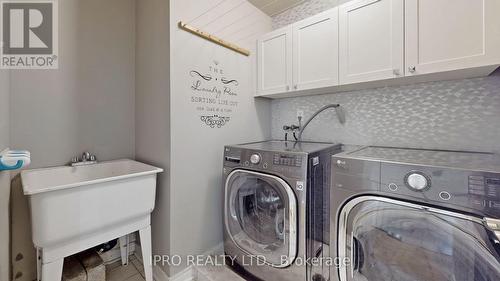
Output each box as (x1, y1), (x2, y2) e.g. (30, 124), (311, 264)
(21, 159), (163, 281)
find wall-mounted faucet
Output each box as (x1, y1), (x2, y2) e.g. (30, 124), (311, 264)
(71, 151), (98, 166)
(297, 104), (346, 141)
(282, 125), (300, 141)
(283, 104), (345, 142)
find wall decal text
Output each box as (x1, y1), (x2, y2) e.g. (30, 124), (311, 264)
(189, 61), (240, 128)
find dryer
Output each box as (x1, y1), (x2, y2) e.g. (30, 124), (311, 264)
(223, 141), (342, 281)
(331, 146), (500, 281)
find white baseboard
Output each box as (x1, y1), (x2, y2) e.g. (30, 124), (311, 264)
(153, 265), (195, 281)
(170, 266), (196, 281)
(153, 265), (170, 281)
(202, 243), (224, 257)
(149, 242), (224, 281)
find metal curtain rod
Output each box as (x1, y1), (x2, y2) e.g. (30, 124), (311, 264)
(178, 21), (251, 56)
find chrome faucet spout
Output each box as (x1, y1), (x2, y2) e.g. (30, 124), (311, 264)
(297, 104), (345, 141)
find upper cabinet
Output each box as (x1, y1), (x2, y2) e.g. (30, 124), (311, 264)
(257, 9), (339, 97)
(257, 26), (293, 96)
(405, 0), (500, 76)
(257, 0), (500, 98)
(339, 0), (403, 84)
(292, 8), (339, 91)
(257, 26), (292, 96)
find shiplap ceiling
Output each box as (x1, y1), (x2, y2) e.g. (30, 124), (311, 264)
(248, 0), (306, 16)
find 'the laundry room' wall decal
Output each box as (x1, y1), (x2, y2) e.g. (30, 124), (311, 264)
(189, 60), (239, 128)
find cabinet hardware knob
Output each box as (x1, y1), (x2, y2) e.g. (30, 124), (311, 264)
(294, 85), (298, 90)
(409, 66), (416, 73)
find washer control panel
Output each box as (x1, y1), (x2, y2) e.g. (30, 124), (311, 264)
(273, 154), (303, 167)
(224, 147), (306, 179)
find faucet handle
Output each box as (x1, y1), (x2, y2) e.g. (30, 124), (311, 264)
(82, 152), (91, 161)
(71, 156), (79, 163)
(90, 155), (97, 162)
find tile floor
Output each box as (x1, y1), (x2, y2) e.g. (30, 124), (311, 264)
(106, 255), (146, 281)
(106, 255), (246, 281)
(196, 261), (244, 281)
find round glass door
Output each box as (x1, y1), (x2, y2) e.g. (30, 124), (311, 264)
(225, 170), (297, 267)
(338, 196), (500, 281)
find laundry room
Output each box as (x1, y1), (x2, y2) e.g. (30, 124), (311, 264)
(1, 0), (500, 281)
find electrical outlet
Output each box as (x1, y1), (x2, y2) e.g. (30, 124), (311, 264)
(297, 110), (304, 119)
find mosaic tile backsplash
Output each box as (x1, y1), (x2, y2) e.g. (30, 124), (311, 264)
(271, 75), (500, 153)
(272, 0), (340, 29)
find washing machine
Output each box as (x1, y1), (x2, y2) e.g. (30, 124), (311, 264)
(223, 140), (342, 281)
(331, 146), (500, 281)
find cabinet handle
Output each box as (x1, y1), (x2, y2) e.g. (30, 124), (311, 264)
(408, 66), (416, 73)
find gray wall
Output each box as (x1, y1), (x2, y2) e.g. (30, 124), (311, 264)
(271, 0), (500, 153)
(0, 69), (10, 281)
(10, 0), (136, 169)
(9, 1), (137, 280)
(135, 0), (171, 277)
(166, 0), (272, 277)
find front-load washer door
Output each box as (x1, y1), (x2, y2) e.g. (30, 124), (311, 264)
(225, 169), (297, 267)
(338, 196), (500, 281)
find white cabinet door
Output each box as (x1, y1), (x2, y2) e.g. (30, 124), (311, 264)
(405, 0), (500, 76)
(257, 26), (293, 96)
(339, 0), (404, 84)
(292, 8), (339, 91)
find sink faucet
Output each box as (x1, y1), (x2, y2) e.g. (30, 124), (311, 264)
(71, 151), (98, 166)
(81, 151), (90, 161)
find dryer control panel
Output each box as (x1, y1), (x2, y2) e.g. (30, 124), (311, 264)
(332, 146), (500, 218)
(467, 176), (500, 209)
(380, 163), (500, 217)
